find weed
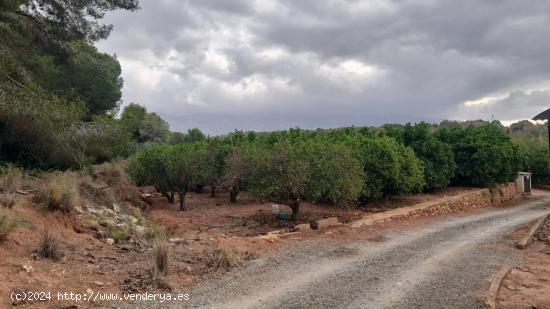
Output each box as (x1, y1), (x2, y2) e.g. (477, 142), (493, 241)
(38, 229), (63, 261)
(0, 194), (18, 208)
(106, 223), (129, 243)
(145, 222), (166, 241)
(207, 247), (241, 271)
(34, 173), (78, 212)
(0, 164), (23, 194)
(0, 215), (17, 242)
(152, 238), (170, 278)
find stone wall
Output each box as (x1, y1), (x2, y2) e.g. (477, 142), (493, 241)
(351, 182), (524, 228)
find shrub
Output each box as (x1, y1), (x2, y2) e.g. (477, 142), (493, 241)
(38, 229), (63, 261)
(390, 123), (456, 191)
(437, 123), (522, 186)
(106, 223), (129, 243)
(0, 214), (17, 242)
(301, 139), (365, 205)
(35, 174), (79, 212)
(522, 145), (550, 185)
(360, 135), (425, 200)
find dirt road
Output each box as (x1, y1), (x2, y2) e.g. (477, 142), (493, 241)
(133, 195), (550, 309)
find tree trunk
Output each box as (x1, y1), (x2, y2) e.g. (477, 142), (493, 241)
(289, 198), (301, 220)
(229, 187), (238, 203)
(178, 191), (187, 211)
(210, 182), (216, 198)
(195, 184), (204, 193)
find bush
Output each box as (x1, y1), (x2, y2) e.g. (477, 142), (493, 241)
(360, 135), (425, 200)
(301, 139), (365, 205)
(437, 124), (522, 186)
(522, 144), (550, 185)
(34, 174), (79, 212)
(38, 229), (63, 261)
(0, 214), (17, 242)
(106, 223), (129, 243)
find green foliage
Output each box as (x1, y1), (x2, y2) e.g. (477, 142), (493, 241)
(300, 139), (364, 205)
(183, 128), (207, 143)
(19, 0), (139, 42)
(390, 123), (456, 191)
(246, 141), (309, 217)
(121, 103), (171, 145)
(437, 123), (522, 187)
(360, 135), (425, 199)
(522, 144), (550, 185)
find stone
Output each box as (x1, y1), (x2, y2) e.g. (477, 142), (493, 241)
(259, 233), (279, 242)
(22, 265), (33, 273)
(169, 238), (187, 245)
(105, 238), (115, 245)
(294, 223), (311, 231)
(311, 217), (340, 230)
(112, 203), (121, 213)
(94, 281), (104, 287)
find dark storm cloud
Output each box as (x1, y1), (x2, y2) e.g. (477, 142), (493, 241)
(96, 0), (550, 134)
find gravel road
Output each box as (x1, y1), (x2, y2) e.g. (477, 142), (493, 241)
(130, 196), (550, 309)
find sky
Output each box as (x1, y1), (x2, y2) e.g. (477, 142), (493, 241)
(96, 0), (550, 135)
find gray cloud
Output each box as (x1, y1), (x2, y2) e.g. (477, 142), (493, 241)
(96, 0), (550, 134)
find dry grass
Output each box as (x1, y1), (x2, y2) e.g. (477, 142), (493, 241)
(0, 164), (22, 194)
(0, 165), (23, 209)
(34, 173), (79, 212)
(38, 229), (63, 261)
(0, 194), (17, 208)
(95, 161), (124, 186)
(152, 238), (170, 277)
(207, 247), (242, 271)
(0, 214), (17, 242)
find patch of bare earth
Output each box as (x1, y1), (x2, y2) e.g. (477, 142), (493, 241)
(497, 217), (550, 309)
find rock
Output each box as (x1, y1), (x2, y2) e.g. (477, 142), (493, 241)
(86, 288), (94, 295)
(311, 217), (340, 230)
(259, 233), (279, 242)
(294, 223), (311, 231)
(22, 265), (33, 273)
(169, 238), (187, 245)
(184, 266), (192, 273)
(105, 238), (115, 245)
(31, 253), (40, 260)
(141, 193), (152, 199)
(94, 281), (104, 287)
(112, 203), (121, 213)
